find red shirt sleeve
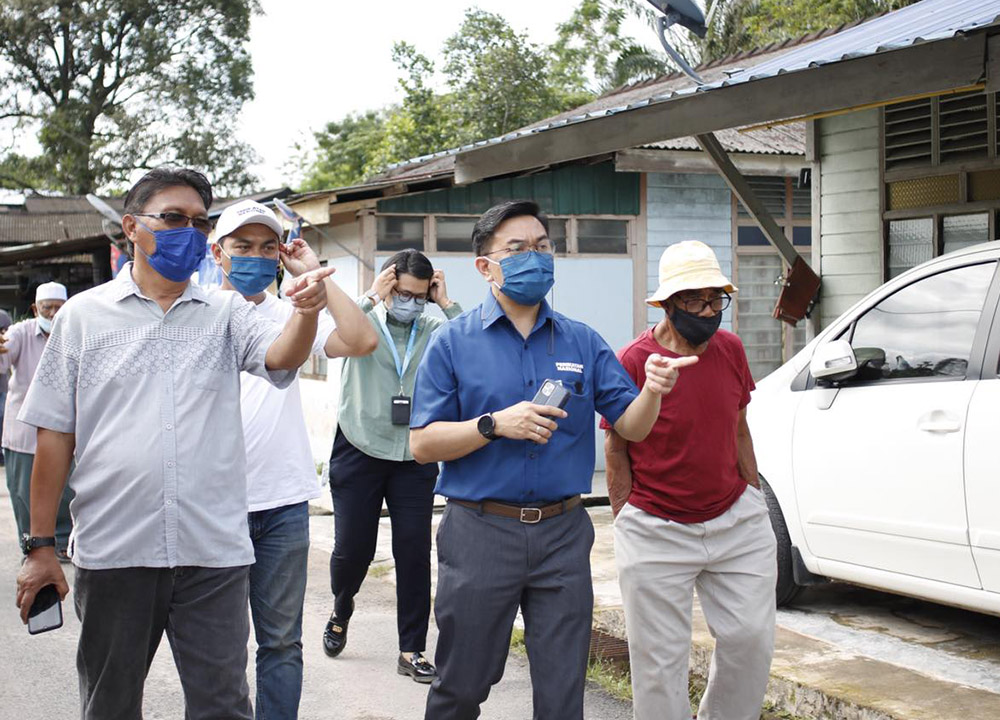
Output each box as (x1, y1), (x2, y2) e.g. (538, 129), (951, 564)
(736, 336), (755, 409)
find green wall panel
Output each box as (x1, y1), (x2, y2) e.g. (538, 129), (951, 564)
(376, 162), (639, 216)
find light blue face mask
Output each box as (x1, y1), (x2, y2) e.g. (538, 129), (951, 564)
(387, 294), (425, 324)
(37, 315), (53, 334)
(219, 246), (278, 296)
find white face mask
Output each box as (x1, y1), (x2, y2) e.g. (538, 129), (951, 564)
(37, 315), (53, 334)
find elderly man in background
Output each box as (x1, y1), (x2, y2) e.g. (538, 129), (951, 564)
(605, 241), (776, 720)
(0, 282), (73, 559)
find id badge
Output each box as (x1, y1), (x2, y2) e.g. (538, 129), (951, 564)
(391, 395), (412, 425)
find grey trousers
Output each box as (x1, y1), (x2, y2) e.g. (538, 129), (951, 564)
(615, 487), (777, 720)
(4, 448), (74, 548)
(425, 501), (596, 720)
(74, 565), (253, 720)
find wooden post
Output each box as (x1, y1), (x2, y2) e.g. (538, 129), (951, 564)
(695, 133), (801, 267)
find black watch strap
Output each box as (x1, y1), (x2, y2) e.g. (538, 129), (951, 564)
(21, 534), (56, 555)
(477, 413), (497, 441)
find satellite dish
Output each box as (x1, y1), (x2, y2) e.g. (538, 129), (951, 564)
(645, 0), (708, 84)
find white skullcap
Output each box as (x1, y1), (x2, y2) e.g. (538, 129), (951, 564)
(36, 282), (68, 303)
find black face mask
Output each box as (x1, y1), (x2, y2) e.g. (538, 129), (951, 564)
(668, 305), (722, 346)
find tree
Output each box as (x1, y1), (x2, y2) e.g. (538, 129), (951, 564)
(703, 0), (922, 61)
(442, 9), (565, 144)
(295, 111), (388, 192)
(551, 0), (669, 94)
(0, 0), (261, 195)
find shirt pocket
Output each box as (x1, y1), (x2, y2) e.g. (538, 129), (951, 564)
(549, 369), (593, 437)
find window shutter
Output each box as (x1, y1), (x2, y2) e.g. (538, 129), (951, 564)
(884, 98), (933, 171)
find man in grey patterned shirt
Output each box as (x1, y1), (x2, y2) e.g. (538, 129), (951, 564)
(14, 168), (334, 720)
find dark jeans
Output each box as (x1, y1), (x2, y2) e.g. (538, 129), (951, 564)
(249, 502), (310, 720)
(328, 428), (437, 652)
(74, 565), (252, 720)
(4, 448), (74, 549)
(425, 501), (596, 720)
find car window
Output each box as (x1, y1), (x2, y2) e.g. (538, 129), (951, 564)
(848, 262), (996, 382)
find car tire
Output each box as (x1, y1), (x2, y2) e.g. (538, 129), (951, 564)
(760, 477), (804, 606)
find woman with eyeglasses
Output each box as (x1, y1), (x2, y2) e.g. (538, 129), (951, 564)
(323, 249), (462, 684)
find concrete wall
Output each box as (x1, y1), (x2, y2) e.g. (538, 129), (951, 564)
(818, 109), (883, 327)
(645, 172), (734, 330)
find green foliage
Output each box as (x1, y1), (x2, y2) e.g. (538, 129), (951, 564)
(296, 111), (389, 192)
(551, 0), (668, 94)
(442, 9), (565, 144)
(0, 0), (261, 195)
(703, 0), (921, 61)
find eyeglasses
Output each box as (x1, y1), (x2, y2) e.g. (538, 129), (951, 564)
(133, 212), (213, 235)
(674, 293), (732, 314)
(395, 291), (427, 305)
(483, 240), (554, 258)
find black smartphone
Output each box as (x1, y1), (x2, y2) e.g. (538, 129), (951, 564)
(27, 584), (63, 635)
(532, 379), (572, 410)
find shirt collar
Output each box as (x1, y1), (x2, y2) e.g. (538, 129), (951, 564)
(113, 262), (209, 305)
(32, 319), (46, 337)
(480, 288), (555, 334)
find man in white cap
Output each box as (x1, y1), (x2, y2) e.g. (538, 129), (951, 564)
(211, 198), (377, 720)
(603, 241), (776, 720)
(0, 281), (73, 559)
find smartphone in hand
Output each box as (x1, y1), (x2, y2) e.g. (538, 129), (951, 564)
(532, 379), (572, 410)
(28, 584), (63, 635)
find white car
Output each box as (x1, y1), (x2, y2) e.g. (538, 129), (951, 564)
(748, 241), (1000, 616)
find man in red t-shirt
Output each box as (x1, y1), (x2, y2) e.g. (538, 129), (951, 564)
(604, 241), (776, 720)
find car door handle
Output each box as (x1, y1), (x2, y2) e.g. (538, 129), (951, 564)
(917, 411), (961, 434)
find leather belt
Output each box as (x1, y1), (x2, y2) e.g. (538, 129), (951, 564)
(450, 495), (582, 524)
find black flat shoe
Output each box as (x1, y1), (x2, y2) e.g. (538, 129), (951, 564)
(323, 614), (349, 658)
(398, 652), (436, 683)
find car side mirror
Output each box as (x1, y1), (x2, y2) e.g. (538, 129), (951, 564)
(810, 339), (858, 383)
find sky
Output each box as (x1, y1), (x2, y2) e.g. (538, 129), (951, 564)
(241, 0), (651, 188)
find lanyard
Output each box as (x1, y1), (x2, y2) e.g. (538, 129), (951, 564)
(377, 314), (419, 390)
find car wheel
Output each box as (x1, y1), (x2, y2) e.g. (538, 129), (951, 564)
(760, 477), (804, 606)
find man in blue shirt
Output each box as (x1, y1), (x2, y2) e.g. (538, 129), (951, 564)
(410, 200), (696, 720)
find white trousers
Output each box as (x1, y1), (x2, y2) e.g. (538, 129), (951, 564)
(615, 487), (777, 720)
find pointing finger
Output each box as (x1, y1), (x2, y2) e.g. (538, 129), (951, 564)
(667, 355), (699, 369)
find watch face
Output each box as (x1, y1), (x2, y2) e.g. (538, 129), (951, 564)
(477, 414), (495, 438)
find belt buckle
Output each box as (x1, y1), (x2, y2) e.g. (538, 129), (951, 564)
(519, 507), (543, 524)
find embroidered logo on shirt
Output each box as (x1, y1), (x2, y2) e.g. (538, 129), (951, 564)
(555, 362), (584, 374)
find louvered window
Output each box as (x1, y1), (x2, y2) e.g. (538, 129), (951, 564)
(939, 91), (988, 164)
(884, 91), (993, 171)
(884, 98), (933, 171)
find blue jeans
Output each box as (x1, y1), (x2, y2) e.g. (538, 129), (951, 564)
(248, 501), (311, 720)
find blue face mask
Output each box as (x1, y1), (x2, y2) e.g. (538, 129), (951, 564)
(487, 251), (555, 306)
(387, 294), (424, 324)
(219, 247), (278, 296)
(135, 222), (207, 283)
(37, 315), (53, 334)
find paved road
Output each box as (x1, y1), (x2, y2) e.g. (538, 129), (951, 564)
(0, 485), (632, 720)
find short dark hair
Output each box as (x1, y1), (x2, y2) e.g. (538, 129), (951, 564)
(124, 167), (213, 215)
(471, 200), (549, 257)
(381, 249), (433, 280)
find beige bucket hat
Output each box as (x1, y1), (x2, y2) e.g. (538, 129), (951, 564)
(646, 241), (737, 307)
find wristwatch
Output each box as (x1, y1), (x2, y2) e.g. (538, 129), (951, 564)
(20, 534), (56, 556)
(363, 289), (381, 305)
(477, 413), (498, 441)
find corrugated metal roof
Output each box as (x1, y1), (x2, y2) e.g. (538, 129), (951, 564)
(451, 0), (999, 159)
(645, 123), (805, 154)
(0, 213), (107, 245)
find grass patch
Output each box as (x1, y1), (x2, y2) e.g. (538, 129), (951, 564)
(587, 659), (633, 702)
(367, 562), (394, 579)
(509, 628), (525, 652)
